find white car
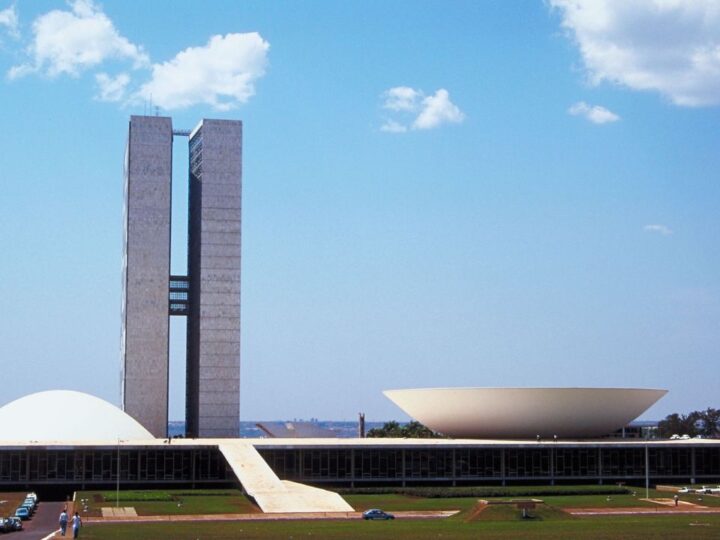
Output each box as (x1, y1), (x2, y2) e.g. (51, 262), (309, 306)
(678, 487), (694, 494)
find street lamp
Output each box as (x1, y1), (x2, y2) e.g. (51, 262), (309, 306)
(644, 440), (650, 500)
(116, 438), (123, 508)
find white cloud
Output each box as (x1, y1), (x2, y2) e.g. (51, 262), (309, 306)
(550, 0), (720, 106)
(412, 89), (466, 130)
(380, 86), (464, 133)
(0, 5), (19, 39)
(95, 72), (129, 102)
(9, 0), (147, 79)
(136, 33), (269, 111)
(380, 120), (407, 133)
(382, 86), (421, 111)
(644, 224), (673, 236)
(3, 3), (271, 111)
(568, 101), (619, 124)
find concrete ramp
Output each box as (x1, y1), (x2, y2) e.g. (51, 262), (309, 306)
(218, 442), (353, 513)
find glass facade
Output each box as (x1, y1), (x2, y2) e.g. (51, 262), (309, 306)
(258, 444), (720, 485)
(0, 443), (718, 489)
(0, 447), (231, 486)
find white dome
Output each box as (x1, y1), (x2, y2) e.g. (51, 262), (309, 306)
(0, 390), (154, 442)
(384, 387), (667, 439)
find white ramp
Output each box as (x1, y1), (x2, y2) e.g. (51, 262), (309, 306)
(218, 441), (353, 513)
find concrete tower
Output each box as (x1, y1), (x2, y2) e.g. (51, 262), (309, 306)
(121, 116), (172, 437)
(121, 116), (241, 438)
(186, 120), (242, 438)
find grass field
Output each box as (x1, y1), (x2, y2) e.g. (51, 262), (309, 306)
(345, 493), (478, 511)
(68, 486), (720, 539)
(346, 487), (720, 511)
(75, 489), (260, 516)
(78, 514), (720, 539)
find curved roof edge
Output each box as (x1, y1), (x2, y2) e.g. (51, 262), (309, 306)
(0, 390), (154, 442)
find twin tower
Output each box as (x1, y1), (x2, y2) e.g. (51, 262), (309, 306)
(121, 115), (241, 438)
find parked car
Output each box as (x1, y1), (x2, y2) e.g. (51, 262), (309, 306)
(19, 502), (34, 515)
(14, 507), (30, 521)
(6, 516), (22, 531)
(23, 497), (36, 509)
(0, 518), (13, 533)
(362, 508), (395, 520)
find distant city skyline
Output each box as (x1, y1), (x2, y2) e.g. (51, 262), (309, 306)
(0, 1), (718, 422)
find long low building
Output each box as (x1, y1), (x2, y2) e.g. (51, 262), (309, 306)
(1, 391), (717, 508)
(1, 438), (718, 492)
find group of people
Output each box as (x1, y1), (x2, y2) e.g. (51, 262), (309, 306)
(58, 508), (82, 538)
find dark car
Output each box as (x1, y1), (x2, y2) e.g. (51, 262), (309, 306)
(7, 516), (22, 531)
(362, 508), (395, 520)
(0, 518), (13, 532)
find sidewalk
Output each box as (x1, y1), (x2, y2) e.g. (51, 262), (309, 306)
(565, 506), (720, 516)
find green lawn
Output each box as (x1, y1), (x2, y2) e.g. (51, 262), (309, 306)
(1, 482), (715, 540)
(345, 493), (478, 512)
(344, 487), (720, 512)
(75, 489), (260, 516)
(79, 514), (720, 539)
(69, 487), (720, 539)
(472, 504), (572, 522)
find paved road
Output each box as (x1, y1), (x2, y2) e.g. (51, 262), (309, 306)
(19, 501), (62, 540)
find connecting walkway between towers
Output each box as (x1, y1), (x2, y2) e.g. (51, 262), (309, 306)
(217, 441), (353, 513)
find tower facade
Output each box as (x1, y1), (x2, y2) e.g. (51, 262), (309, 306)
(121, 116), (172, 437)
(186, 120), (242, 438)
(121, 115), (241, 438)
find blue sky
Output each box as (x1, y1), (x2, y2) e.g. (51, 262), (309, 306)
(0, 1), (718, 422)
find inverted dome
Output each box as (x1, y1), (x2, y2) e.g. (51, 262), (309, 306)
(384, 387), (667, 439)
(0, 390), (154, 442)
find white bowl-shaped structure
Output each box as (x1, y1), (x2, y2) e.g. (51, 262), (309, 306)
(384, 387), (667, 439)
(0, 390), (153, 442)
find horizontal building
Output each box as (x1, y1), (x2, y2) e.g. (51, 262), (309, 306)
(1, 438), (718, 491)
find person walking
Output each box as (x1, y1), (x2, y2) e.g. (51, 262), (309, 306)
(71, 511), (82, 539)
(59, 509), (69, 536)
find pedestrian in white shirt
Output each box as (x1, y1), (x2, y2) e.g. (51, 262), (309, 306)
(71, 511), (82, 538)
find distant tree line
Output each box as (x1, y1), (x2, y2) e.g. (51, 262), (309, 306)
(366, 421), (443, 438)
(657, 408), (720, 438)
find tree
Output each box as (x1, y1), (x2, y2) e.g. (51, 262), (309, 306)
(366, 421), (403, 438)
(698, 408), (720, 438)
(366, 420), (442, 438)
(658, 413), (684, 438)
(657, 408), (719, 439)
(402, 421), (439, 438)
